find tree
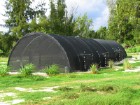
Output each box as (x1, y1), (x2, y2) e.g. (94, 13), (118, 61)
(95, 27), (107, 39)
(0, 32), (18, 55)
(74, 14), (93, 38)
(107, 0), (140, 45)
(49, 0), (75, 36)
(2, 0), (46, 55)
(5, 0), (46, 38)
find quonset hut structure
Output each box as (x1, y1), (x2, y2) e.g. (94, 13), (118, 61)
(8, 33), (127, 72)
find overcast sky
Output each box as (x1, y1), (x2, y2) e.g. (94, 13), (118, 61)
(0, 0), (109, 32)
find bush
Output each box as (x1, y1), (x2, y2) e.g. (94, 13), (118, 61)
(20, 64), (35, 77)
(80, 84), (96, 92)
(123, 59), (132, 70)
(57, 86), (73, 92)
(0, 65), (10, 76)
(126, 46), (140, 53)
(108, 60), (114, 68)
(0, 49), (3, 54)
(62, 92), (79, 99)
(99, 85), (118, 93)
(44, 64), (60, 76)
(90, 64), (98, 74)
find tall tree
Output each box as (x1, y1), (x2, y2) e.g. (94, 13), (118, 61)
(107, 0), (140, 45)
(95, 26), (107, 39)
(2, 0), (46, 55)
(49, 0), (76, 36)
(5, 0), (46, 38)
(74, 14), (93, 38)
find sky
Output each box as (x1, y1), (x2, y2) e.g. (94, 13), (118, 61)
(0, 0), (109, 32)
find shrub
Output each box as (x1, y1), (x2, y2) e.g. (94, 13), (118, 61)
(44, 64), (60, 76)
(80, 84), (96, 92)
(57, 86), (73, 92)
(0, 49), (3, 54)
(126, 46), (140, 53)
(123, 59), (132, 70)
(108, 60), (114, 68)
(20, 64), (35, 77)
(62, 92), (79, 99)
(0, 65), (10, 76)
(31, 76), (46, 81)
(90, 64), (98, 74)
(99, 85), (118, 93)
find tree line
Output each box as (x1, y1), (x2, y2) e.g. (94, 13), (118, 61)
(0, 0), (140, 56)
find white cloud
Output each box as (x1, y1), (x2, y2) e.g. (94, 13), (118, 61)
(94, 6), (109, 30)
(65, 0), (109, 30)
(0, 0), (109, 32)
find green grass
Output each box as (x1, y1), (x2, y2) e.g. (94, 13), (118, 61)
(126, 46), (140, 53)
(0, 57), (8, 62)
(0, 55), (140, 105)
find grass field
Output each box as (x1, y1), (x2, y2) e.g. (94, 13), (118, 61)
(0, 55), (140, 105)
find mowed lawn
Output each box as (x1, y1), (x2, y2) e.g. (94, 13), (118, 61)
(0, 57), (140, 105)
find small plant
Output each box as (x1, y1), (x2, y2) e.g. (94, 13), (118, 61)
(57, 86), (73, 92)
(99, 85), (118, 93)
(44, 64), (60, 76)
(80, 84), (96, 92)
(90, 64), (98, 74)
(20, 64), (35, 77)
(123, 59), (132, 70)
(62, 92), (79, 99)
(0, 65), (10, 76)
(0, 49), (3, 54)
(108, 60), (114, 68)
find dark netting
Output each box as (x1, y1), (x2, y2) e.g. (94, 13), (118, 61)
(105, 40), (127, 61)
(8, 33), (42, 70)
(90, 39), (108, 66)
(50, 35), (80, 71)
(8, 32), (127, 72)
(68, 37), (93, 70)
(8, 33), (70, 72)
(94, 39), (116, 61)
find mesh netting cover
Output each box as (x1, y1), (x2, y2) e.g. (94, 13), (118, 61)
(8, 33), (127, 72)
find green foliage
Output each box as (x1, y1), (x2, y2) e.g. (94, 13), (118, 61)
(0, 65), (10, 76)
(99, 85), (118, 93)
(107, 0), (140, 45)
(74, 13), (94, 38)
(126, 46), (140, 53)
(57, 86), (73, 92)
(123, 59), (132, 70)
(80, 84), (96, 92)
(95, 26), (107, 39)
(5, 0), (46, 37)
(44, 64), (60, 76)
(108, 60), (114, 68)
(49, 0), (76, 36)
(20, 64), (35, 77)
(0, 49), (3, 54)
(62, 92), (79, 99)
(90, 64), (98, 74)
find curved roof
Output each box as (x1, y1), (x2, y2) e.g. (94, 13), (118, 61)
(8, 32), (127, 72)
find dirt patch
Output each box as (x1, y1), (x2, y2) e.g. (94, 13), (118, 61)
(15, 86), (59, 93)
(124, 66), (140, 72)
(33, 72), (48, 77)
(0, 102), (9, 105)
(11, 99), (25, 104)
(0, 92), (16, 98)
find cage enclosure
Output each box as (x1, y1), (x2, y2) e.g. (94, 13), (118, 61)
(8, 32), (127, 72)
